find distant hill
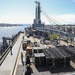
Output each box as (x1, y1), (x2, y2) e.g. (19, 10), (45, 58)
(0, 23), (32, 27)
(0, 23), (23, 27)
(22, 24), (32, 26)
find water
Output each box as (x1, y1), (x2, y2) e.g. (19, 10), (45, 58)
(0, 24), (31, 42)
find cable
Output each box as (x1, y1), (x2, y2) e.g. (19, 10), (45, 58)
(41, 13), (53, 25)
(41, 7), (61, 25)
(41, 9), (58, 25)
(41, 6), (73, 25)
(52, 16), (73, 24)
(42, 12), (57, 25)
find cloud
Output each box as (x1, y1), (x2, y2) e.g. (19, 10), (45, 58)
(41, 14), (75, 25)
(0, 13), (75, 25)
(0, 13), (34, 24)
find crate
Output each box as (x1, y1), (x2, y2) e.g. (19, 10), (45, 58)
(33, 53), (40, 66)
(38, 49), (43, 53)
(46, 58), (53, 66)
(56, 58), (64, 67)
(39, 53), (46, 66)
(32, 47), (39, 53)
(33, 49), (38, 53)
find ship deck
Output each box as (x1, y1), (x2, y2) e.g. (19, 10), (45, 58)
(16, 33), (75, 75)
(0, 32), (75, 75)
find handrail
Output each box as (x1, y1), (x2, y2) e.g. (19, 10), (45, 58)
(0, 31), (21, 65)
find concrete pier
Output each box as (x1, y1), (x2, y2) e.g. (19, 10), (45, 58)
(0, 33), (23, 75)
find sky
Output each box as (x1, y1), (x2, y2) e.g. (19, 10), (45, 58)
(0, 0), (75, 24)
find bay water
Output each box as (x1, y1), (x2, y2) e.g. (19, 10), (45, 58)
(0, 25), (31, 42)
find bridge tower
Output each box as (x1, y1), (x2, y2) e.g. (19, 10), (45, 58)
(32, 1), (44, 29)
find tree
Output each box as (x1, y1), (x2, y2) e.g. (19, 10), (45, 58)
(51, 33), (57, 40)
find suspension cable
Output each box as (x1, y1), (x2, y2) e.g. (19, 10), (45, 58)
(42, 12), (57, 25)
(41, 7), (61, 25)
(41, 6), (72, 25)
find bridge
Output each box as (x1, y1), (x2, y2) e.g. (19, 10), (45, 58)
(35, 27), (75, 37)
(32, 1), (75, 38)
(0, 1), (75, 75)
